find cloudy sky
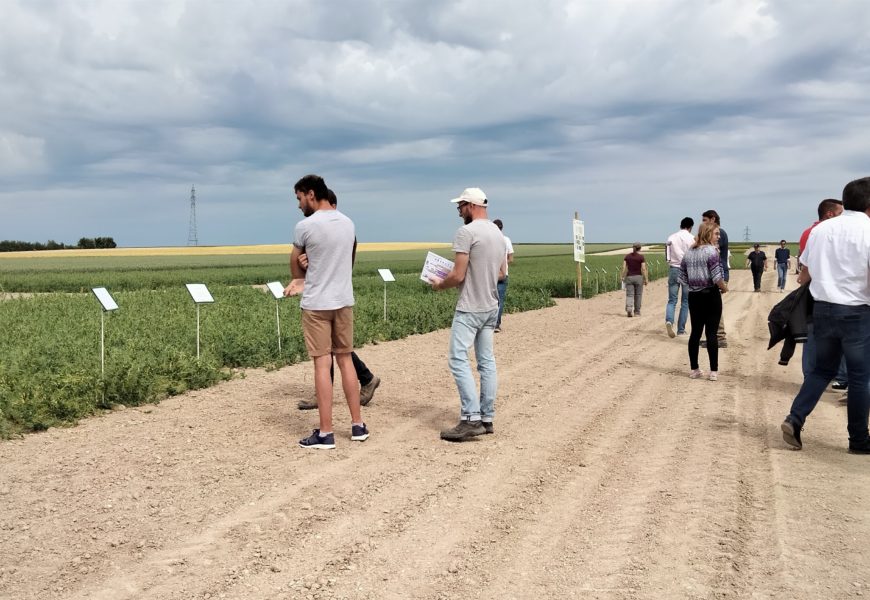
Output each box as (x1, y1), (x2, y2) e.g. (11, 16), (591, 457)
(2, 0), (869, 247)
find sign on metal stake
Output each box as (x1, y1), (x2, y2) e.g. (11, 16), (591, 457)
(185, 284), (214, 359)
(265, 281), (286, 354)
(378, 269), (395, 321)
(91, 287), (118, 377)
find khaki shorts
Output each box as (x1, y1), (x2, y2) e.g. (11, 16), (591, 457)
(301, 307), (354, 357)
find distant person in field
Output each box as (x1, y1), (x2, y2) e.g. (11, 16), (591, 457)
(679, 222), (728, 381)
(492, 219), (514, 333)
(797, 199), (847, 390)
(774, 240), (791, 293)
(780, 177), (870, 454)
(701, 210), (729, 348)
(746, 243), (768, 292)
(665, 217), (695, 337)
(284, 174), (368, 449)
(621, 243), (648, 317)
(429, 187), (505, 441)
(288, 189), (381, 411)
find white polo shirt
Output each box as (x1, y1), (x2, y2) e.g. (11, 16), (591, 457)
(801, 210), (870, 306)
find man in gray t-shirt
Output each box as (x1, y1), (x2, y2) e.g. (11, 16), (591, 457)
(284, 174), (367, 450)
(430, 187), (505, 442)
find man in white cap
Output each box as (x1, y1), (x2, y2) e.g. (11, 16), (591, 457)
(429, 187), (506, 441)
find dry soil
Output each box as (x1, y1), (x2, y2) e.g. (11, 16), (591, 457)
(1, 269), (868, 600)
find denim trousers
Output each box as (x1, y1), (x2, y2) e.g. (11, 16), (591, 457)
(776, 262), (788, 289)
(496, 277), (508, 327)
(448, 309), (499, 422)
(802, 323), (848, 384)
(666, 266), (689, 333)
(789, 302), (870, 444)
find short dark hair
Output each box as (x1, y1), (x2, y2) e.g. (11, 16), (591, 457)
(493, 219), (503, 230)
(701, 210), (720, 225)
(817, 198), (843, 220)
(842, 177), (870, 212)
(680, 217), (694, 230)
(294, 174), (328, 200)
(780, 239), (787, 244)
(327, 188), (337, 207)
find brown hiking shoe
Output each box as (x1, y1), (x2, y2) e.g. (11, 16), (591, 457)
(360, 375), (381, 406)
(440, 420), (486, 441)
(297, 398), (318, 410)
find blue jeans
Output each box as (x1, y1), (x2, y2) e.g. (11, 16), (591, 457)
(789, 302), (870, 444)
(665, 266), (689, 333)
(776, 262), (788, 289)
(448, 309), (499, 422)
(802, 323), (848, 384)
(496, 277), (508, 327)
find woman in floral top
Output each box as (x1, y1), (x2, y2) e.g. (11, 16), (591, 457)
(679, 222), (729, 380)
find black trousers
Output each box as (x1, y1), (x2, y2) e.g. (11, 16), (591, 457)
(329, 352), (373, 386)
(751, 268), (763, 290)
(688, 288), (723, 371)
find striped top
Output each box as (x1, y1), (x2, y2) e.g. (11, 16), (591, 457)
(678, 245), (724, 292)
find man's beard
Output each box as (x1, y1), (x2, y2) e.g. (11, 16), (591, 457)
(463, 214), (472, 225)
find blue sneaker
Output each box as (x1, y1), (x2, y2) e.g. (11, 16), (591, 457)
(298, 429), (335, 449)
(351, 423), (370, 442)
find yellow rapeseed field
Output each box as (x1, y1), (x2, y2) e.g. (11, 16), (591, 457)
(0, 242), (451, 259)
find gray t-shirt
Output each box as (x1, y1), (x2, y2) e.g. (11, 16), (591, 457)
(293, 209), (355, 310)
(452, 219), (505, 313)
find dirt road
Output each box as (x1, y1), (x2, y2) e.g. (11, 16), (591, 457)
(2, 270), (868, 600)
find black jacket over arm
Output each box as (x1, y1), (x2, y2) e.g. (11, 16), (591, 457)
(767, 284), (813, 365)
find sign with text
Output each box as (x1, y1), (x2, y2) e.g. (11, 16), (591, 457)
(573, 219), (585, 263)
(378, 269), (396, 282)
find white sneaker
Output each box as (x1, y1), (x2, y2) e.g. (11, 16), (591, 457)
(666, 322), (675, 338)
(689, 369), (702, 379)
(708, 371), (718, 381)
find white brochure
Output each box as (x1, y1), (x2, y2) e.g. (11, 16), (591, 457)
(420, 251), (454, 283)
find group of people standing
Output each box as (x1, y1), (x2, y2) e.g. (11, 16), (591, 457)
(285, 176), (511, 448)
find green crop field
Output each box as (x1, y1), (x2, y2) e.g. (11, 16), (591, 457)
(0, 246), (667, 437)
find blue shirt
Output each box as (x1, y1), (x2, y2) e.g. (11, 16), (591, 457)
(775, 247), (790, 264)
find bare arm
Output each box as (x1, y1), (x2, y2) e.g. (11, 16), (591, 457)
(506, 252), (514, 265)
(432, 253), (469, 291)
(641, 262), (649, 285)
(284, 246), (306, 297)
(797, 265), (811, 286)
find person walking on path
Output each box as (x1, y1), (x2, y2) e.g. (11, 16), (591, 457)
(701, 210), (729, 347)
(284, 174), (368, 449)
(621, 243), (648, 317)
(774, 240), (791, 292)
(429, 187), (505, 441)
(781, 178), (870, 454)
(679, 222), (729, 381)
(492, 219), (514, 332)
(665, 217), (695, 337)
(746, 244), (768, 292)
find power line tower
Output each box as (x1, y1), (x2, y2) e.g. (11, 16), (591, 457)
(743, 226), (751, 242)
(187, 185), (199, 246)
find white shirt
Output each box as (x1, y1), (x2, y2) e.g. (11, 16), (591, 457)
(801, 210), (870, 306)
(503, 235), (514, 276)
(666, 229), (695, 268)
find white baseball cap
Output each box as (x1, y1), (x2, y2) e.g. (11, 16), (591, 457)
(450, 187), (488, 206)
